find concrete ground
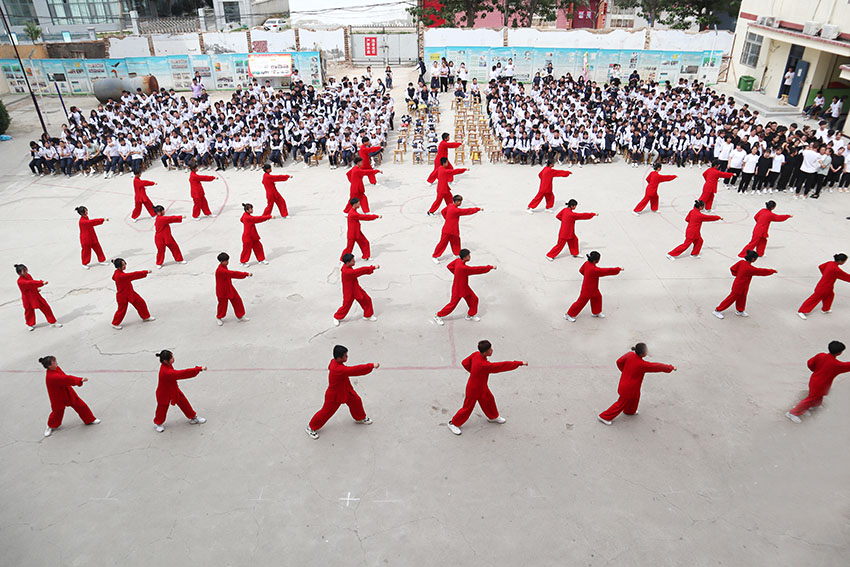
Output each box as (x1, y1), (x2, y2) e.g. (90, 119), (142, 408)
(1, 64), (849, 566)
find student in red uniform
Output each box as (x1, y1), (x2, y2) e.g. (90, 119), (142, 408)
(344, 157), (382, 213)
(333, 254), (379, 326)
(432, 194), (481, 262)
(527, 160), (572, 212)
(239, 203), (273, 266)
(737, 201), (792, 258)
(153, 349), (207, 432)
(564, 251), (623, 322)
(427, 133), (462, 184)
(666, 200), (722, 259)
(428, 158), (467, 215)
(131, 172), (157, 221)
(699, 164), (734, 211)
(786, 341), (850, 423)
(153, 205), (186, 268)
(39, 355), (99, 437)
(188, 162), (217, 219)
(215, 252), (251, 326)
(712, 250), (777, 319)
(15, 264), (61, 331)
(597, 342), (676, 425)
(306, 345), (379, 439)
(797, 253), (850, 319)
(111, 258), (154, 330)
(358, 137), (383, 185)
(633, 163), (677, 214)
(546, 199), (597, 260)
(341, 198), (380, 261)
(261, 163), (291, 217)
(76, 206), (109, 269)
(434, 248), (495, 325)
(447, 340), (527, 435)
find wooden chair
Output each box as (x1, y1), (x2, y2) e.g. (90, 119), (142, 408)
(309, 154), (321, 167)
(397, 137), (407, 152)
(393, 149), (404, 164)
(412, 151), (424, 164)
(454, 147), (465, 165)
(470, 146), (482, 165)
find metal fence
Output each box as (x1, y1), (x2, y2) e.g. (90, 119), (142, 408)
(351, 32), (418, 65)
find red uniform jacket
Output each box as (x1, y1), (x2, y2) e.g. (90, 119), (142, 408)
(805, 352), (850, 397)
(461, 351), (523, 396)
(436, 166), (466, 194)
(341, 265), (375, 296)
(440, 204), (480, 236)
(215, 265), (248, 299)
(46, 367), (86, 409)
(728, 260), (776, 293)
(133, 178), (155, 201)
(615, 351), (674, 398)
(750, 208), (791, 238)
(325, 359), (374, 403)
(347, 166), (380, 197)
(701, 167), (734, 195)
(538, 166), (572, 192)
(262, 172), (290, 198)
(813, 261), (850, 293)
(154, 215), (181, 240)
(79, 216), (104, 246)
(683, 209), (721, 238)
(578, 261), (622, 294)
(189, 171), (215, 198)
(447, 259), (493, 295)
(241, 212), (271, 242)
(113, 269), (147, 299)
(17, 273), (47, 309)
(156, 363), (202, 405)
(436, 140), (461, 164)
(347, 209), (379, 238)
(358, 145), (382, 168)
(555, 208), (594, 238)
(645, 171), (677, 196)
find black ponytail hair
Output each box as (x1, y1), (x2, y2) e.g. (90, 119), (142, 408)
(694, 200), (704, 209)
(38, 355), (56, 369)
(586, 251), (601, 263)
(75, 206), (87, 216)
(153, 205), (165, 214)
(242, 203), (252, 211)
(765, 200), (776, 210)
(112, 258), (125, 269)
(567, 199), (578, 208)
(217, 252), (229, 262)
(631, 343), (648, 356)
(652, 163), (662, 170)
(744, 250), (759, 262)
(14, 264), (27, 275)
(834, 253), (847, 263)
(156, 350), (173, 363)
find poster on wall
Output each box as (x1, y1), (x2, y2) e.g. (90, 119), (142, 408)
(467, 47), (489, 83)
(190, 55), (212, 80)
(147, 58), (173, 89)
(424, 47), (444, 64)
(232, 54), (250, 86)
(490, 47), (512, 72)
(679, 52), (703, 78)
(247, 53), (293, 77)
(211, 54), (234, 90)
(41, 59), (70, 93)
(446, 48), (468, 73)
(513, 48), (534, 82)
(659, 52), (680, 84)
(294, 52), (322, 87)
(125, 57), (150, 77)
(639, 51), (662, 82)
(168, 56), (192, 90)
(534, 48), (555, 77)
(63, 59), (90, 94)
(0, 60), (27, 94)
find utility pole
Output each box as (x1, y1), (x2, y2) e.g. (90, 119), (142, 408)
(0, 2), (48, 136)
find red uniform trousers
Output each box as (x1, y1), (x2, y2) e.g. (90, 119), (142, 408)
(154, 390), (196, 425)
(263, 193), (287, 217)
(633, 194), (659, 213)
(309, 387), (366, 430)
(342, 233), (371, 260)
(798, 291), (834, 314)
(438, 291), (478, 317)
(155, 236), (183, 265)
(48, 398), (96, 428)
(739, 236), (767, 258)
(789, 393), (824, 416)
(343, 194), (370, 213)
(451, 386), (499, 426)
(547, 236), (579, 258)
(715, 290), (747, 312)
(132, 198), (155, 219)
(599, 392), (641, 421)
(240, 238), (265, 263)
(82, 242), (106, 265)
(433, 232), (461, 258)
(668, 236), (703, 257)
(24, 297), (57, 326)
(428, 191), (452, 214)
(567, 291), (602, 317)
(217, 293), (245, 319)
(112, 292), (150, 325)
(334, 289), (374, 320)
(527, 190), (554, 210)
(192, 195), (212, 218)
(699, 192), (715, 211)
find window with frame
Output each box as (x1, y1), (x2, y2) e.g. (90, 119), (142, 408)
(4, 0), (38, 25)
(740, 32), (763, 67)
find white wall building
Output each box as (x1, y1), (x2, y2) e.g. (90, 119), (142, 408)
(288, 0), (410, 27)
(211, 0), (289, 30)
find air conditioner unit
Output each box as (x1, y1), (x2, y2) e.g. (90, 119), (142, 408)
(756, 16), (768, 25)
(802, 21), (822, 35)
(821, 24), (840, 40)
(764, 17), (777, 27)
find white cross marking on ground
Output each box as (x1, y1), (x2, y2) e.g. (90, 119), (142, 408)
(339, 492), (360, 507)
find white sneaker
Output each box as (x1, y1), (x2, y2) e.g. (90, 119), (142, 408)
(785, 412), (802, 424)
(89, 418), (101, 425)
(143, 316), (156, 322)
(259, 260), (269, 265)
(666, 254), (675, 260)
(432, 257), (440, 264)
(546, 256), (554, 262)
(133, 217), (140, 223)
(83, 264), (90, 270)
(591, 313), (605, 318)
(155, 424), (165, 432)
(27, 326), (35, 332)
(597, 415), (612, 426)
(44, 427), (53, 437)
(447, 422), (462, 435)
(526, 208), (534, 214)
(822, 310), (831, 314)
(363, 316), (378, 321)
(305, 427), (319, 439)
(434, 315), (444, 326)
(465, 315), (480, 322)
(238, 316), (250, 322)
(333, 319), (340, 326)
(177, 261), (187, 264)
(564, 314), (576, 322)
(692, 255), (701, 259)
(112, 324), (122, 330)
(488, 416), (506, 424)
(240, 262), (249, 267)
(157, 264), (163, 269)
(99, 261), (109, 266)
(797, 312), (807, 320)
(632, 211), (640, 216)
(356, 417), (372, 425)
(51, 323), (62, 328)
(189, 416), (206, 424)
(735, 311), (749, 317)
(216, 318), (224, 326)
(712, 310), (724, 319)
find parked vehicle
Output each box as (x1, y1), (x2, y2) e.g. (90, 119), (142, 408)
(263, 18), (286, 31)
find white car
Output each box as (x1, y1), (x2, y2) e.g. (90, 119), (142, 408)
(263, 18), (286, 31)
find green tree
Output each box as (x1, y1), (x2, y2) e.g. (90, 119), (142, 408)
(0, 99), (10, 136)
(614, 0), (667, 27)
(660, 0), (741, 30)
(23, 21), (42, 43)
(408, 0), (492, 28)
